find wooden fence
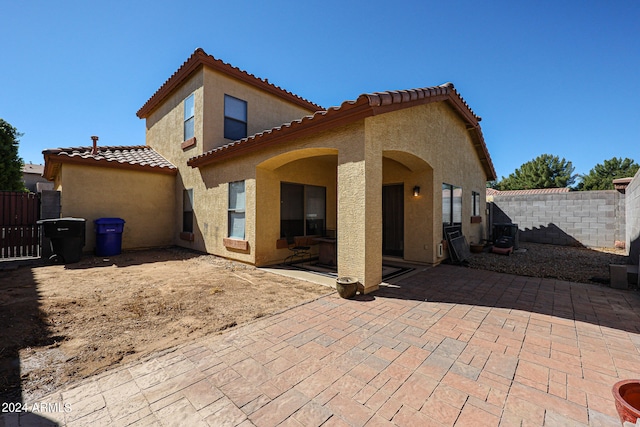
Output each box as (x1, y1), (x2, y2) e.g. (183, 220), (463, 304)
(0, 192), (40, 258)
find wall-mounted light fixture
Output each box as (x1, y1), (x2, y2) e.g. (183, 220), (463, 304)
(413, 186), (420, 197)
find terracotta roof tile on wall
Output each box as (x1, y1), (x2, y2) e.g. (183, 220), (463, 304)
(187, 83), (497, 181)
(137, 48), (322, 118)
(487, 187), (571, 197)
(42, 146), (177, 180)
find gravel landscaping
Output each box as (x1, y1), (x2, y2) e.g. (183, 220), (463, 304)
(466, 241), (631, 286)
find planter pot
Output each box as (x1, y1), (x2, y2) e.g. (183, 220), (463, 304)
(612, 379), (640, 424)
(470, 244), (484, 253)
(336, 276), (359, 299)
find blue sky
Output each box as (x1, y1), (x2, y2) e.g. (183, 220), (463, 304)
(1, 0), (638, 180)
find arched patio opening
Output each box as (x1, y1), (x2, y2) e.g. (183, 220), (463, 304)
(383, 150), (434, 263)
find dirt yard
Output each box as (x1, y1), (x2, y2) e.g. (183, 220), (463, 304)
(0, 248), (331, 403)
(0, 243), (632, 404)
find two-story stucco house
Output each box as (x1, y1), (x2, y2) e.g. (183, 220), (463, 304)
(43, 48), (496, 293)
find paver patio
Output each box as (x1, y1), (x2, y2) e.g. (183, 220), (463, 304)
(4, 265), (640, 426)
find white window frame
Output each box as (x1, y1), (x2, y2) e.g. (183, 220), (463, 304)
(184, 94), (195, 141)
(442, 183), (462, 229)
(228, 181), (245, 239)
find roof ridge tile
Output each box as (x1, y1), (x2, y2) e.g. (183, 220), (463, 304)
(187, 83), (496, 181)
(137, 49), (322, 118)
(43, 145), (176, 173)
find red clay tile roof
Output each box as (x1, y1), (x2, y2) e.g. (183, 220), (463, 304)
(487, 187), (571, 196)
(42, 146), (177, 180)
(187, 83), (497, 181)
(137, 48), (322, 119)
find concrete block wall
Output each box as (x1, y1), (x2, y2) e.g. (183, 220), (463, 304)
(626, 170), (640, 264)
(491, 190), (625, 248)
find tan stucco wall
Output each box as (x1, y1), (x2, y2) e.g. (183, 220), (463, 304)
(382, 156), (434, 263)
(56, 164), (175, 252)
(368, 102), (488, 263)
(145, 69), (489, 290)
(202, 69), (316, 153)
(144, 66), (318, 263)
(255, 153), (337, 266)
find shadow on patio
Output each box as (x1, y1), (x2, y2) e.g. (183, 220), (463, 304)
(377, 264), (640, 335)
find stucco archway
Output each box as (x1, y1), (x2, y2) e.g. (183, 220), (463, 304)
(382, 150), (435, 263)
(254, 148), (338, 267)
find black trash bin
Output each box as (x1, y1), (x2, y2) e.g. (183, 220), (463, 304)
(94, 218), (125, 257)
(38, 217), (86, 264)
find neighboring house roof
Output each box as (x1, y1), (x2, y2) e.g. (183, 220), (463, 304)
(136, 48), (323, 119)
(487, 187), (571, 196)
(187, 83), (498, 181)
(22, 163), (44, 175)
(42, 146), (177, 180)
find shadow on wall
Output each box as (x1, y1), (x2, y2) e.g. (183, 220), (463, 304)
(0, 262), (60, 426)
(519, 223), (584, 247)
(631, 235), (640, 265)
(489, 203), (583, 246)
(491, 202), (511, 226)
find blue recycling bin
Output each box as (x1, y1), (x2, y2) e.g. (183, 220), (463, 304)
(94, 218), (125, 256)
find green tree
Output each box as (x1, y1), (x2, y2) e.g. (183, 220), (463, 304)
(496, 154), (576, 190)
(0, 119), (26, 191)
(577, 157), (639, 191)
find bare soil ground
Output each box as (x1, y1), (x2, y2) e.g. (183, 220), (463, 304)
(0, 243), (632, 404)
(0, 248), (331, 403)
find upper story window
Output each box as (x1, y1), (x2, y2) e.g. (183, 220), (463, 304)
(184, 94), (195, 141)
(224, 95), (247, 140)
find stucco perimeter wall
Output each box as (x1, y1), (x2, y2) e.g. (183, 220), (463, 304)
(368, 102), (489, 264)
(626, 169), (640, 264)
(491, 190), (625, 248)
(57, 164), (176, 252)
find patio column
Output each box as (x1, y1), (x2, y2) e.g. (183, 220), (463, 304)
(337, 131), (382, 293)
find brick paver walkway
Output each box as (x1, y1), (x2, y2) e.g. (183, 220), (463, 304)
(5, 265), (640, 426)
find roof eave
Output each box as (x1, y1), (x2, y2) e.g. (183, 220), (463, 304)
(187, 98), (374, 168)
(137, 49), (322, 119)
(43, 153), (178, 179)
(187, 84), (497, 181)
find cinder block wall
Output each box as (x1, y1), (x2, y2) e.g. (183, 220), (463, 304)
(490, 190), (625, 248)
(626, 170), (640, 264)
